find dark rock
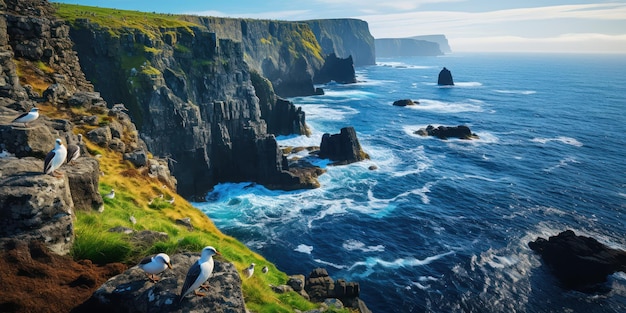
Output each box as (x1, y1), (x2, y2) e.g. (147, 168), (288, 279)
(43, 83), (69, 103)
(108, 137), (125, 152)
(304, 268), (371, 313)
(314, 53), (357, 84)
(65, 157), (104, 212)
(81, 253), (245, 313)
(437, 67), (454, 86)
(0, 122), (55, 158)
(392, 99), (418, 107)
(130, 230), (168, 248)
(86, 126), (111, 147)
(318, 127), (369, 165)
(529, 230), (626, 289)
(304, 19), (376, 67)
(0, 157), (74, 255)
(415, 125), (477, 140)
(123, 149), (148, 167)
(288, 274), (305, 292)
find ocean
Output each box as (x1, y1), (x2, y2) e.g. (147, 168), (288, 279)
(193, 53), (626, 312)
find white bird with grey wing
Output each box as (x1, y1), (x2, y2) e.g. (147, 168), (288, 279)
(243, 263), (255, 278)
(179, 246), (220, 302)
(138, 253), (172, 283)
(12, 107), (39, 127)
(43, 138), (67, 177)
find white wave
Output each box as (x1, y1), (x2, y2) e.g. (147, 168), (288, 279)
(453, 81), (483, 87)
(619, 192), (626, 199)
(376, 61), (436, 70)
(494, 89), (536, 95)
(342, 239), (385, 252)
(349, 251), (454, 271)
(531, 136), (583, 147)
(410, 282), (431, 290)
(543, 157), (579, 172)
(406, 99), (484, 113)
(295, 244), (313, 254)
(313, 258), (348, 270)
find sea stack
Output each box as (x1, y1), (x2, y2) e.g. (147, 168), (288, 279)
(437, 67), (454, 86)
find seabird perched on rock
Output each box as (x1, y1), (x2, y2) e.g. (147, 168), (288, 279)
(43, 138), (67, 177)
(66, 134), (82, 164)
(105, 189), (115, 199)
(179, 246), (220, 302)
(138, 253), (172, 283)
(243, 263), (255, 278)
(12, 107), (39, 127)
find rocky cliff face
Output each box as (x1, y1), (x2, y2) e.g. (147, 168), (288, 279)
(305, 19), (376, 67)
(375, 38), (443, 57)
(411, 34), (452, 53)
(59, 7), (374, 198)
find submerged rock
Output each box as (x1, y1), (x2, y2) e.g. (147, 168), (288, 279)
(392, 99), (418, 106)
(415, 125), (478, 140)
(529, 230), (626, 289)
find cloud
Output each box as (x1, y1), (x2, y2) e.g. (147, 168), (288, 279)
(315, 0), (464, 12)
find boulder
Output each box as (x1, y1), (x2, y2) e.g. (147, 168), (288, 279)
(65, 157), (104, 212)
(124, 149), (148, 167)
(437, 67), (454, 86)
(0, 122), (55, 158)
(86, 126), (112, 147)
(78, 253), (245, 313)
(0, 157), (74, 255)
(318, 127), (369, 165)
(415, 125), (477, 140)
(392, 99), (418, 107)
(529, 230), (626, 289)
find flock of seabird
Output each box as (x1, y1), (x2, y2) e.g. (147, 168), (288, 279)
(13, 108), (266, 303)
(137, 247), (268, 303)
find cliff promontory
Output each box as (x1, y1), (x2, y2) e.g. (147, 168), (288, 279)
(375, 37), (443, 57)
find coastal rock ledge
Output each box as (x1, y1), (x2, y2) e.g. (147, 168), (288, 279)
(529, 230), (626, 289)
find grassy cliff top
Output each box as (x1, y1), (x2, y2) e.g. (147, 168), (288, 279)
(52, 3), (203, 37)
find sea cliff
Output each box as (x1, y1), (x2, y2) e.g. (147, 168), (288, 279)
(0, 0), (372, 311)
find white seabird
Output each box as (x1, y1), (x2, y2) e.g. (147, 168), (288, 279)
(105, 189), (115, 199)
(12, 107), (39, 127)
(179, 246), (220, 302)
(66, 134), (82, 164)
(43, 138), (67, 176)
(243, 263), (255, 278)
(129, 215), (137, 225)
(138, 253), (172, 283)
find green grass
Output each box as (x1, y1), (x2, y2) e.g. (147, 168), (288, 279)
(52, 3), (200, 38)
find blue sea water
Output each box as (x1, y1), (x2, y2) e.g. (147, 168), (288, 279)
(194, 53), (626, 312)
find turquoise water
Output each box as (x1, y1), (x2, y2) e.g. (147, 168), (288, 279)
(194, 53), (626, 312)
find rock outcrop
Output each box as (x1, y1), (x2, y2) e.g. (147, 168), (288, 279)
(318, 127), (369, 165)
(314, 53), (357, 84)
(77, 253), (245, 313)
(305, 268), (372, 313)
(375, 38), (443, 57)
(437, 67), (454, 86)
(529, 230), (626, 289)
(0, 157), (74, 255)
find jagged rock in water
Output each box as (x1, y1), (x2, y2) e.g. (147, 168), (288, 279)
(318, 127), (368, 165)
(415, 124), (477, 140)
(529, 230), (626, 289)
(314, 53), (357, 84)
(392, 99), (417, 107)
(437, 67), (454, 86)
(77, 253), (245, 313)
(0, 157), (74, 255)
(65, 157), (104, 212)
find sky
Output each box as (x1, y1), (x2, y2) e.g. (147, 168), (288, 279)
(53, 0), (626, 53)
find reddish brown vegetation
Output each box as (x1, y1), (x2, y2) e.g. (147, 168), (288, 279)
(0, 240), (126, 313)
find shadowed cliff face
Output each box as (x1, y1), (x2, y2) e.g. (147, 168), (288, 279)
(305, 19), (376, 67)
